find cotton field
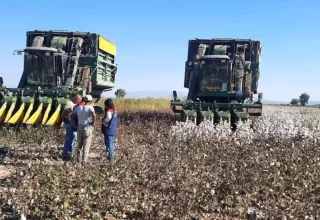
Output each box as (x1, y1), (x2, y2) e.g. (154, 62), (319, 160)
(0, 104), (320, 219)
(171, 105), (320, 143)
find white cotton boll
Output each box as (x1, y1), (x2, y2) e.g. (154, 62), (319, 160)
(169, 105), (320, 143)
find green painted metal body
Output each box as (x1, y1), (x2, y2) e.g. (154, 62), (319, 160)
(171, 38), (263, 125)
(0, 30), (117, 117)
(17, 30), (117, 98)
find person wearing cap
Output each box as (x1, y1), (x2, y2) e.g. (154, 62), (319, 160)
(101, 99), (118, 160)
(70, 94), (96, 163)
(61, 93), (82, 161)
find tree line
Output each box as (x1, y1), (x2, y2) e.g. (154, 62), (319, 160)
(290, 93), (310, 106)
(114, 89), (312, 107)
(114, 89), (126, 99)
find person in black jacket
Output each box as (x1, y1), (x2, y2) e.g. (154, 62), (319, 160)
(101, 99), (118, 160)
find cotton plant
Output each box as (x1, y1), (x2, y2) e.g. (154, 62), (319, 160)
(169, 105), (320, 143)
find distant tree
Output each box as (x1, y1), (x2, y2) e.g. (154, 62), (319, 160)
(115, 89), (126, 99)
(290, 98), (300, 105)
(299, 93), (310, 106)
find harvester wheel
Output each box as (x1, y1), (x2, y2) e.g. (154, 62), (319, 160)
(213, 112), (220, 125)
(196, 110), (204, 126)
(180, 112), (187, 122)
(230, 112), (239, 131)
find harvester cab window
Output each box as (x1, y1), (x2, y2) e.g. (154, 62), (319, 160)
(25, 53), (55, 86)
(197, 44), (207, 57)
(81, 39), (92, 56)
(213, 45), (227, 55)
(237, 44), (251, 62)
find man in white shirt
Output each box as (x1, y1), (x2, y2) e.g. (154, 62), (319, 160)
(71, 94), (96, 163)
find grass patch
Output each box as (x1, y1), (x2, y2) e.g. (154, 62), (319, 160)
(98, 98), (172, 112)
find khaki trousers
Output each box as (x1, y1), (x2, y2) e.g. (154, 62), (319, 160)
(75, 125), (93, 163)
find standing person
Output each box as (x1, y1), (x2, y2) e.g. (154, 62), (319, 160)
(61, 94), (82, 161)
(101, 99), (118, 160)
(71, 94), (96, 164)
(69, 98), (86, 154)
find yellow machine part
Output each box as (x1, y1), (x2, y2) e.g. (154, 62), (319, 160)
(25, 103), (44, 125)
(23, 102), (34, 123)
(98, 36), (116, 56)
(0, 102), (8, 123)
(41, 103), (52, 124)
(0, 98), (63, 126)
(45, 104), (61, 126)
(7, 102), (25, 124)
(4, 101), (16, 123)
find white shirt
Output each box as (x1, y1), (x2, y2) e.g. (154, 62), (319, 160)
(102, 111), (115, 127)
(74, 105), (95, 127)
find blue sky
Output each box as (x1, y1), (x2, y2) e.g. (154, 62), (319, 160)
(0, 0), (319, 101)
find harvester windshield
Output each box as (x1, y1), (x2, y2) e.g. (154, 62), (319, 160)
(24, 51), (56, 87)
(199, 56), (230, 92)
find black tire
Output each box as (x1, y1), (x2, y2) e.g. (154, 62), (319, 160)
(196, 110), (204, 126)
(230, 112), (239, 131)
(180, 112), (187, 122)
(213, 111), (220, 126)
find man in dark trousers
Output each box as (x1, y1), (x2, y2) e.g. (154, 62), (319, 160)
(71, 95), (96, 164)
(101, 99), (118, 160)
(69, 98), (85, 158)
(61, 94), (82, 161)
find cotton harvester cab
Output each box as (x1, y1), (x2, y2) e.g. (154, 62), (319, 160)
(171, 38), (263, 129)
(0, 30), (117, 126)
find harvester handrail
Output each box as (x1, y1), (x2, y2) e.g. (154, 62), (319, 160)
(24, 47), (58, 52)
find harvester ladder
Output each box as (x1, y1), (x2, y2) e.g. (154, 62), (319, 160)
(65, 37), (83, 86)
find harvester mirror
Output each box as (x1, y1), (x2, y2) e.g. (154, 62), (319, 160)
(13, 50), (23, 55)
(173, 90), (177, 99)
(0, 77), (3, 86)
(258, 92), (263, 100)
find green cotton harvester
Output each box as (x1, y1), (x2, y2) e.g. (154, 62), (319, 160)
(171, 38), (263, 130)
(0, 30), (117, 126)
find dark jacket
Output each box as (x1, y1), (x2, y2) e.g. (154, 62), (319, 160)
(101, 110), (118, 136)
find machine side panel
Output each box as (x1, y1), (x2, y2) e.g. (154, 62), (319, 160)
(98, 36), (116, 56)
(250, 41), (262, 94)
(184, 40), (200, 88)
